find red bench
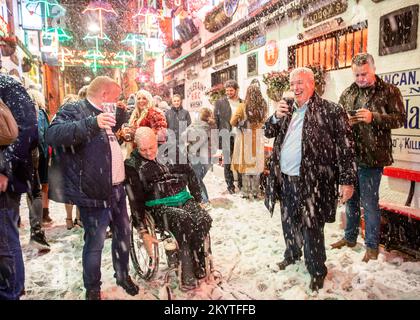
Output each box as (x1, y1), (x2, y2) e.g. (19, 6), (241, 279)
(379, 167), (420, 257)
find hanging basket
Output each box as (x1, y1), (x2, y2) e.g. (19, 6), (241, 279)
(1, 44), (16, 57)
(166, 47), (182, 60)
(266, 87), (283, 102)
(204, 3), (232, 33)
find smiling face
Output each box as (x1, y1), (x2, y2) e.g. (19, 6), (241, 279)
(289, 71), (315, 107)
(136, 94), (148, 110)
(225, 87), (238, 99)
(138, 133), (158, 160)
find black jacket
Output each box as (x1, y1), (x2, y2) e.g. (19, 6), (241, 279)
(165, 106), (191, 140)
(264, 93), (356, 224)
(214, 97), (243, 132)
(125, 150), (202, 228)
(46, 99), (125, 207)
(339, 76), (405, 167)
(0, 74), (38, 194)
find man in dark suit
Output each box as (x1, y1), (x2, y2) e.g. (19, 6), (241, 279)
(214, 80), (243, 194)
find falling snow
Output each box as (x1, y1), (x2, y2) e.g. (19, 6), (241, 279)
(17, 165), (420, 300)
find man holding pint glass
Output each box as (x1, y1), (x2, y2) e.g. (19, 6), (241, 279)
(47, 76), (139, 300)
(264, 67), (356, 291)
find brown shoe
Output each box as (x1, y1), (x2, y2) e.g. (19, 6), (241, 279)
(331, 238), (356, 249)
(362, 248), (378, 263)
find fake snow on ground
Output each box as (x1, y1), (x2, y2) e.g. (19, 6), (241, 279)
(20, 166), (420, 300)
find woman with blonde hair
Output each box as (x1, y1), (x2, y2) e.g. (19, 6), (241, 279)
(120, 89), (167, 157)
(230, 84), (268, 200)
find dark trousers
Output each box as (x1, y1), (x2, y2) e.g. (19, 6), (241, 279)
(26, 168), (42, 231)
(0, 192), (24, 300)
(224, 136), (242, 190)
(150, 199), (212, 280)
(279, 174), (327, 278)
(79, 184), (130, 292)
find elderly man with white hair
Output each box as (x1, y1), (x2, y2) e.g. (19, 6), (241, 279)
(264, 67), (356, 291)
(125, 127), (212, 290)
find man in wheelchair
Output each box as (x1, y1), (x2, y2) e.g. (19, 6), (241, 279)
(124, 127), (213, 290)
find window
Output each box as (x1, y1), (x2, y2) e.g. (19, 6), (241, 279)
(379, 5), (418, 56)
(211, 65), (237, 86)
(288, 21), (367, 71)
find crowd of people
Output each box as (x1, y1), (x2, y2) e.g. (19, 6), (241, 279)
(0, 52), (405, 300)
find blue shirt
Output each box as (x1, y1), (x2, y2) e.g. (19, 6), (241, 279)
(274, 102), (308, 176)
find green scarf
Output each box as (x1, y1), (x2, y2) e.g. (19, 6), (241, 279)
(145, 189), (193, 207)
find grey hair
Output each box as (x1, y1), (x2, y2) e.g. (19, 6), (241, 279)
(290, 67), (315, 82)
(352, 53), (375, 68)
(134, 126), (157, 147)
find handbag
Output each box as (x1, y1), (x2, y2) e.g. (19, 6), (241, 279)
(0, 99), (19, 145)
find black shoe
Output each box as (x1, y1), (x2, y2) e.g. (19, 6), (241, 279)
(227, 187), (235, 194)
(116, 276), (139, 296)
(85, 290), (101, 300)
(181, 274), (197, 291)
(194, 267), (206, 280)
(276, 259), (296, 270)
(30, 229), (50, 251)
(309, 276), (324, 292)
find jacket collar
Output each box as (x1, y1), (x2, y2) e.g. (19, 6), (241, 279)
(83, 99), (102, 115)
(348, 74), (384, 93)
(346, 75), (383, 108)
(305, 92), (322, 112)
(171, 106), (183, 111)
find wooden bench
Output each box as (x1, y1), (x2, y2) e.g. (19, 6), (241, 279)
(379, 167), (420, 258)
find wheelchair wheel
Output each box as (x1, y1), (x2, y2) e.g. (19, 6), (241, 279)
(130, 213), (159, 280)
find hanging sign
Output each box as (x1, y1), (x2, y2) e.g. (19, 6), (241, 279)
(303, 0), (348, 28)
(239, 34), (266, 54)
(224, 0), (240, 18)
(264, 40), (278, 66)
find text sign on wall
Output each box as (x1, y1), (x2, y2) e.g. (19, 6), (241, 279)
(186, 81), (207, 111)
(303, 0), (347, 28)
(379, 68), (420, 162)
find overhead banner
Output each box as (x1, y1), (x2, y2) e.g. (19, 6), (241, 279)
(379, 68), (420, 163)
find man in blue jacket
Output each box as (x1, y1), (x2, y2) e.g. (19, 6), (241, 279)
(0, 73), (38, 300)
(46, 76), (138, 300)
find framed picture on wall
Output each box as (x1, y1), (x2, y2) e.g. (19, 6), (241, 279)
(247, 52), (258, 77)
(379, 5), (419, 56)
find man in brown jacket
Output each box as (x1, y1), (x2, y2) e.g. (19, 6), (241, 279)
(331, 53), (405, 262)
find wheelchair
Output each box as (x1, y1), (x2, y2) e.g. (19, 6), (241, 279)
(129, 211), (221, 298)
